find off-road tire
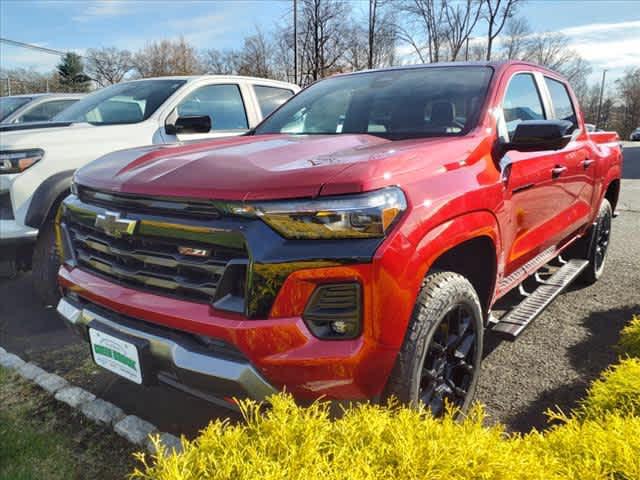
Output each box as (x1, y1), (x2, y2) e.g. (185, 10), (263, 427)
(581, 198), (612, 284)
(32, 216), (62, 307)
(383, 270), (484, 415)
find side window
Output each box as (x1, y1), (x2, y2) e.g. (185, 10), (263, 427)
(17, 99), (78, 123)
(502, 73), (546, 139)
(254, 86), (294, 118)
(177, 84), (248, 131)
(544, 77), (578, 131)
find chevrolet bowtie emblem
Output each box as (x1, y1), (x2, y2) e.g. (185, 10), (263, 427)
(95, 211), (137, 238)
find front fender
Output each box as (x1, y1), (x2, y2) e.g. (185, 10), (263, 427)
(372, 210), (501, 348)
(24, 170), (74, 229)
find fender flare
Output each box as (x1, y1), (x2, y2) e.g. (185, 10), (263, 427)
(407, 209), (501, 303)
(24, 170), (75, 229)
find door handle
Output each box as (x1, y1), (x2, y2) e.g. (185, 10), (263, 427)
(551, 165), (568, 178)
(581, 159), (595, 169)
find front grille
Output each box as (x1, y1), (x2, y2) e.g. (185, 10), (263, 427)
(63, 195), (248, 305)
(78, 186), (224, 219)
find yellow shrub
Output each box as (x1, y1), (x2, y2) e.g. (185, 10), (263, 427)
(131, 317), (640, 480)
(132, 397), (558, 480)
(619, 315), (640, 358)
(527, 413), (640, 480)
(579, 358), (640, 419)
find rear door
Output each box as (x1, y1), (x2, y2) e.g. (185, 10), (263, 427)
(542, 76), (594, 231)
(498, 72), (575, 275)
(252, 84), (295, 120)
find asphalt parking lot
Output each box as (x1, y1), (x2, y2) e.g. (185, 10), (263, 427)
(1, 144), (639, 435)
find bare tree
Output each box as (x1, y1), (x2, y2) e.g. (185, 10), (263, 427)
(616, 68), (640, 137)
(199, 49), (236, 75)
(401, 0), (448, 63)
(444, 0), (484, 61)
(298, 0), (350, 85)
(524, 32), (591, 87)
(236, 29), (274, 78)
(484, 0), (521, 60)
(133, 37), (202, 77)
(367, 0), (397, 69)
(85, 47), (133, 86)
(272, 24), (296, 83)
(500, 16), (530, 60)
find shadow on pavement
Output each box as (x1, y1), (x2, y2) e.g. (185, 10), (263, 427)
(507, 304), (640, 433)
(0, 273), (241, 438)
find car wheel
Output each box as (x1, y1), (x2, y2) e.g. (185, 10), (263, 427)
(581, 198), (612, 284)
(383, 271), (484, 416)
(32, 215), (62, 306)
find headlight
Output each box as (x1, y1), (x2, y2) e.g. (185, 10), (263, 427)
(250, 187), (407, 239)
(0, 149), (44, 174)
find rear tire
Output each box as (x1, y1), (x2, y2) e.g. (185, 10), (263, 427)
(581, 199), (612, 284)
(32, 217), (62, 307)
(383, 271), (484, 416)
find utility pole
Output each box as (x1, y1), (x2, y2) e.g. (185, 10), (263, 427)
(465, 37), (470, 61)
(596, 69), (607, 129)
(293, 0), (297, 85)
(6, 77), (10, 96)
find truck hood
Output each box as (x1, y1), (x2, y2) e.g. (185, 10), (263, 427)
(75, 134), (393, 200)
(76, 133), (482, 201)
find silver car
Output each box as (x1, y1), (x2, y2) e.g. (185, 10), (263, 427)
(630, 127), (640, 141)
(0, 93), (84, 124)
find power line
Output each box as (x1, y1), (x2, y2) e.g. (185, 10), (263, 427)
(0, 37), (75, 57)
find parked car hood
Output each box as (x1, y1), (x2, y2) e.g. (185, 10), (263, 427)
(0, 122), (149, 150)
(75, 133), (482, 201)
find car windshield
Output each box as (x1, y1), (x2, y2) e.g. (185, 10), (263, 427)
(55, 79), (186, 125)
(255, 66), (493, 140)
(0, 97), (32, 121)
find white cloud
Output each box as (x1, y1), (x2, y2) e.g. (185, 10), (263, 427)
(559, 20), (640, 38)
(72, 0), (129, 22)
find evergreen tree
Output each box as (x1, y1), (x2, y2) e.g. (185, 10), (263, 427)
(57, 52), (91, 92)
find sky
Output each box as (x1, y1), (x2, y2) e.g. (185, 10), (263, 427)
(1, 0), (639, 88)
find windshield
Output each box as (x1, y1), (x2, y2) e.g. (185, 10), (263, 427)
(255, 66), (493, 140)
(0, 97), (32, 121)
(55, 79), (186, 125)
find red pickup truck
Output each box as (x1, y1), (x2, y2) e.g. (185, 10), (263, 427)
(55, 61), (622, 414)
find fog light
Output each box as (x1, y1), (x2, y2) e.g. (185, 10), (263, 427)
(303, 283), (361, 339)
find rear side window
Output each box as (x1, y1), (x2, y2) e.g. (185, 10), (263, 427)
(544, 77), (578, 131)
(177, 84), (248, 131)
(502, 73), (546, 138)
(254, 85), (294, 118)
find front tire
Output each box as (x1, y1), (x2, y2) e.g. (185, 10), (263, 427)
(384, 271), (484, 416)
(32, 217), (62, 307)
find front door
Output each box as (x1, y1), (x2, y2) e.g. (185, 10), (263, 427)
(498, 72), (575, 277)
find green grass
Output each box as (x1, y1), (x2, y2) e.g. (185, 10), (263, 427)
(0, 367), (137, 480)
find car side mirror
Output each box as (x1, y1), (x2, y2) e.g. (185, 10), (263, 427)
(165, 115), (211, 135)
(502, 120), (574, 153)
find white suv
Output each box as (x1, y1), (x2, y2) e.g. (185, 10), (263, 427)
(0, 75), (299, 302)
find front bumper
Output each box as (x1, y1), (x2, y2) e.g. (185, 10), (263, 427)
(57, 295), (278, 406)
(58, 265), (400, 402)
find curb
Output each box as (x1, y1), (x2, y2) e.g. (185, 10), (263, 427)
(0, 345), (183, 455)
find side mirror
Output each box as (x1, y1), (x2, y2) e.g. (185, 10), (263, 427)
(503, 120), (574, 153)
(165, 115), (211, 135)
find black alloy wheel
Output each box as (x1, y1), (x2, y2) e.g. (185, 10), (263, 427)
(419, 305), (477, 416)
